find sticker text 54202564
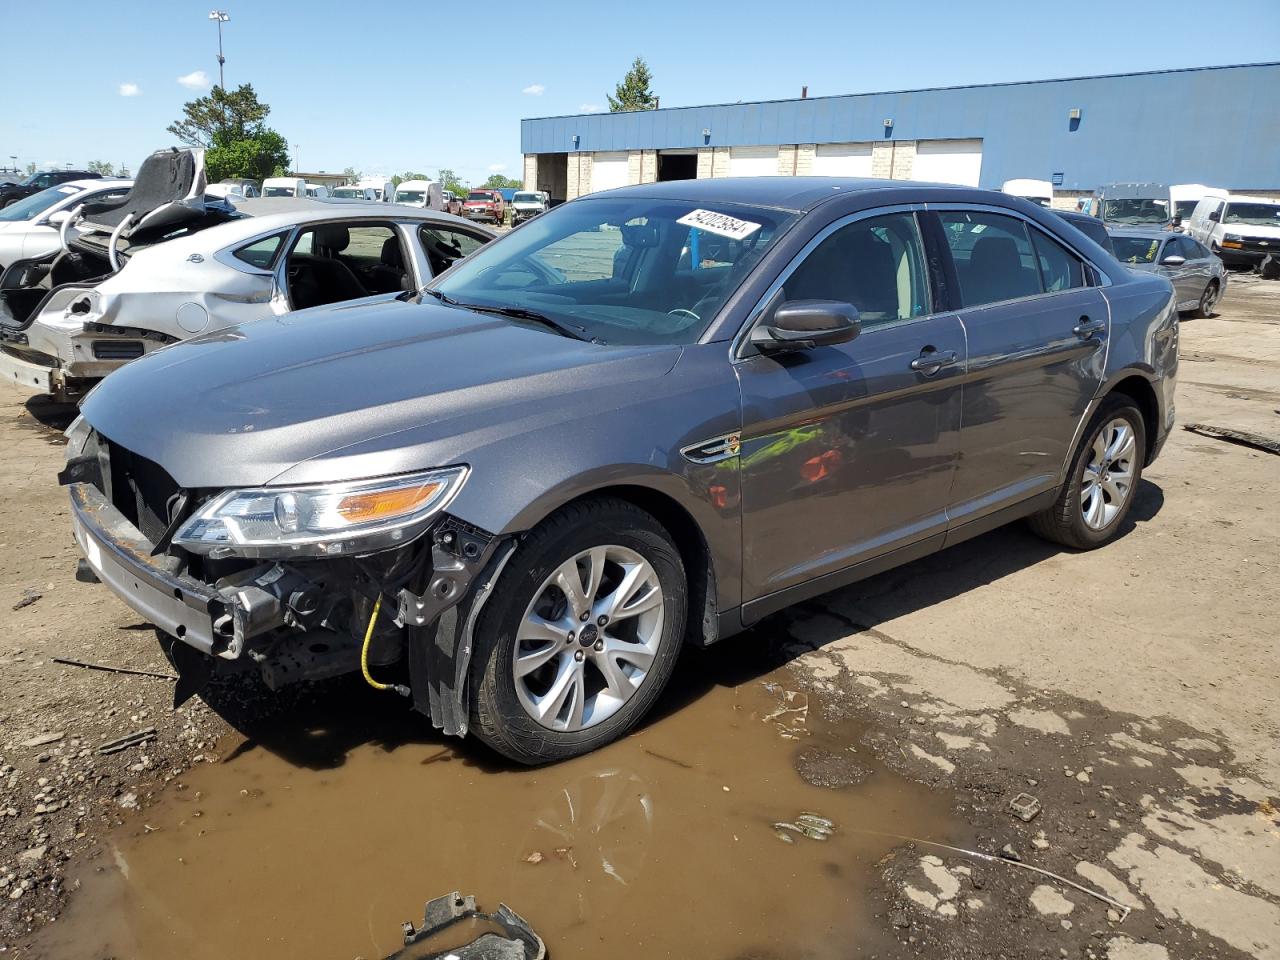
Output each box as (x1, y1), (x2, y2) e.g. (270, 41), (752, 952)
(677, 209), (762, 241)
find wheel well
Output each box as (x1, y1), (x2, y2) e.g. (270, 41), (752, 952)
(555, 485), (718, 647)
(1109, 375), (1160, 464)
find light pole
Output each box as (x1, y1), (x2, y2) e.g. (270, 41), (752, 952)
(293, 143), (300, 176)
(208, 11), (229, 91)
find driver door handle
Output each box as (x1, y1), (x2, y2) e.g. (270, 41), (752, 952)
(1073, 316), (1106, 339)
(909, 347), (958, 376)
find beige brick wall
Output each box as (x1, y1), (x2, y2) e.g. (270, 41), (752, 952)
(522, 155), (537, 192)
(566, 153), (593, 200)
(795, 144), (816, 176)
(696, 148), (714, 179)
(627, 151), (643, 185)
(870, 142), (894, 179)
(890, 141), (915, 179)
(777, 145), (797, 176)
(711, 147), (731, 178)
(1051, 190), (1091, 211)
(640, 150), (658, 184)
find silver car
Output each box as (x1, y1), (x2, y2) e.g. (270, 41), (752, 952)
(1110, 229), (1226, 317)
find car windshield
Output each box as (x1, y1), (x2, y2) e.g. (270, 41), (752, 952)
(513, 193), (540, 203)
(0, 184), (78, 222)
(431, 197), (795, 346)
(1112, 236), (1161, 264)
(1223, 202), (1280, 226)
(1174, 199), (1199, 221)
(332, 188), (362, 199)
(264, 187), (293, 197)
(397, 190), (425, 203)
(467, 193), (493, 202)
(1103, 198), (1170, 225)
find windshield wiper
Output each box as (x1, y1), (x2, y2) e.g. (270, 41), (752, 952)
(422, 290), (600, 342)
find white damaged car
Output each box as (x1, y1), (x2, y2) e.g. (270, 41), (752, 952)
(0, 149), (496, 400)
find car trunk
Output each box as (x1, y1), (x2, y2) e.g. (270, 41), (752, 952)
(0, 148), (237, 331)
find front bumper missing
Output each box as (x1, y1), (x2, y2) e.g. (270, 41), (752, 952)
(69, 482), (234, 656)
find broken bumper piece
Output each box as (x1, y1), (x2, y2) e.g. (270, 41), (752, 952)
(389, 892), (545, 960)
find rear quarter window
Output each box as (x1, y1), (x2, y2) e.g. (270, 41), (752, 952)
(233, 232), (286, 269)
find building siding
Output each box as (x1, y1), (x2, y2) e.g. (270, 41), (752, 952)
(520, 63), (1280, 191)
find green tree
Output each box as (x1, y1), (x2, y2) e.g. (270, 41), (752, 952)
(167, 83), (290, 183)
(438, 168), (468, 195)
(483, 173), (521, 189)
(607, 57), (658, 112)
(87, 160), (115, 176)
(342, 165), (360, 182)
(391, 171), (429, 188)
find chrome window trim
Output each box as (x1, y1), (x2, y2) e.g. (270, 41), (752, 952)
(731, 203), (935, 362)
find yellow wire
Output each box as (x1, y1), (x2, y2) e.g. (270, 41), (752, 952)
(360, 593), (390, 691)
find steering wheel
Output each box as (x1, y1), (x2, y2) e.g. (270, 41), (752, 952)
(666, 307), (700, 323)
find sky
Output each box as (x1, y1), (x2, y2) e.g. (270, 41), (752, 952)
(2, 0), (1278, 184)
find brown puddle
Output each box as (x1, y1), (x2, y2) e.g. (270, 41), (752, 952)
(35, 650), (958, 960)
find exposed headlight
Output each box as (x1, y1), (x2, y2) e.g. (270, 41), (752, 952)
(1223, 234), (1243, 243)
(172, 467), (468, 558)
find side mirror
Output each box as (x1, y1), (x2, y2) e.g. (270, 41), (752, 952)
(45, 210), (70, 226)
(750, 300), (861, 353)
(1208, 210), (1221, 223)
(1160, 255), (1186, 266)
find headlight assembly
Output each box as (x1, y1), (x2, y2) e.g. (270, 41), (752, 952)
(172, 466), (468, 558)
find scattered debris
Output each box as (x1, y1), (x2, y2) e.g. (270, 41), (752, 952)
(98, 727), (158, 755)
(1183, 423), (1280, 456)
(51, 656), (178, 681)
(20, 731), (64, 748)
(1178, 352), (1216, 362)
(1009, 792), (1042, 822)
(1030, 883), (1075, 916)
(774, 811), (836, 842)
(12, 588), (42, 611)
(391, 891), (545, 960)
(1000, 844), (1023, 863)
(521, 851), (544, 865)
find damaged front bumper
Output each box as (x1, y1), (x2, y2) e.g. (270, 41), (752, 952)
(64, 438), (513, 737)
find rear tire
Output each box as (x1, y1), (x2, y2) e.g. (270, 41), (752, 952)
(1029, 394), (1146, 550)
(469, 498), (686, 765)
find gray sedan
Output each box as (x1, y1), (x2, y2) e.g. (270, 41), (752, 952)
(64, 178), (1179, 764)
(1111, 229), (1226, 317)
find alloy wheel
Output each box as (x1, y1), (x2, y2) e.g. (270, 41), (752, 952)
(1080, 418), (1137, 530)
(513, 545), (665, 731)
(1200, 282), (1219, 316)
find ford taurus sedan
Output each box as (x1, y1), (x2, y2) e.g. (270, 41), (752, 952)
(61, 177), (1178, 764)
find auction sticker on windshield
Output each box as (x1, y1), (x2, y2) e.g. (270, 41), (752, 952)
(677, 209), (762, 241)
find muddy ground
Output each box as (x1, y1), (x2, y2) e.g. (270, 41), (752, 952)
(0, 277), (1277, 959)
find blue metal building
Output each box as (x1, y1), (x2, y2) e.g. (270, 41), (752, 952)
(520, 62), (1279, 201)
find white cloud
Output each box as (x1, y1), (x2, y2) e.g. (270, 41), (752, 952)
(579, 103), (602, 113)
(521, 83), (545, 96)
(118, 82), (141, 97)
(487, 163), (507, 172)
(177, 70), (211, 90)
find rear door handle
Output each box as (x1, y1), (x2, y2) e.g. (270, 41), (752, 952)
(909, 347), (958, 376)
(1073, 316), (1106, 339)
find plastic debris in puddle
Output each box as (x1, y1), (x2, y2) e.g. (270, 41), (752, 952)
(773, 812), (836, 843)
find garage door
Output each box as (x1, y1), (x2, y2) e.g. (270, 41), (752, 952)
(729, 146), (779, 177)
(590, 152), (629, 193)
(912, 139), (983, 186)
(811, 142), (873, 177)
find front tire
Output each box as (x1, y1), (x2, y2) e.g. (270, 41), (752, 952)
(1029, 395), (1146, 550)
(1193, 279), (1220, 319)
(469, 498), (687, 765)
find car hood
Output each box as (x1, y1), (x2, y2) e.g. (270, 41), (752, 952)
(80, 298), (681, 489)
(1225, 223), (1280, 240)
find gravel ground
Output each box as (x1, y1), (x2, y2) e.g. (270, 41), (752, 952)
(0, 274), (1276, 957)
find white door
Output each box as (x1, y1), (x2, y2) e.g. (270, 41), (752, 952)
(811, 142), (873, 177)
(590, 152), (629, 193)
(912, 139), (983, 186)
(729, 146), (779, 177)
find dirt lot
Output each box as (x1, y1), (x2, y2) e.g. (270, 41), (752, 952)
(0, 276), (1276, 959)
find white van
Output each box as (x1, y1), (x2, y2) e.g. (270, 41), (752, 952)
(1170, 183), (1217, 227)
(393, 179), (443, 210)
(304, 183), (330, 198)
(331, 185), (378, 201)
(1186, 190), (1280, 268)
(1001, 178), (1054, 207)
(358, 178), (394, 202)
(262, 177), (307, 198)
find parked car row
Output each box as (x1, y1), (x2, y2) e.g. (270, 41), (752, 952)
(0, 168), (104, 208)
(30, 150), (1181, 765)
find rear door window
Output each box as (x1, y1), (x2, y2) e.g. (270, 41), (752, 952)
(939, 211), (1042, 307)
(419, 225), (491, 276)
(1029, 229), (1085, 292)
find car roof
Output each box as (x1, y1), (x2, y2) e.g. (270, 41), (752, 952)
(217, 197), (492, 232)
(581, 176), (981, 212)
